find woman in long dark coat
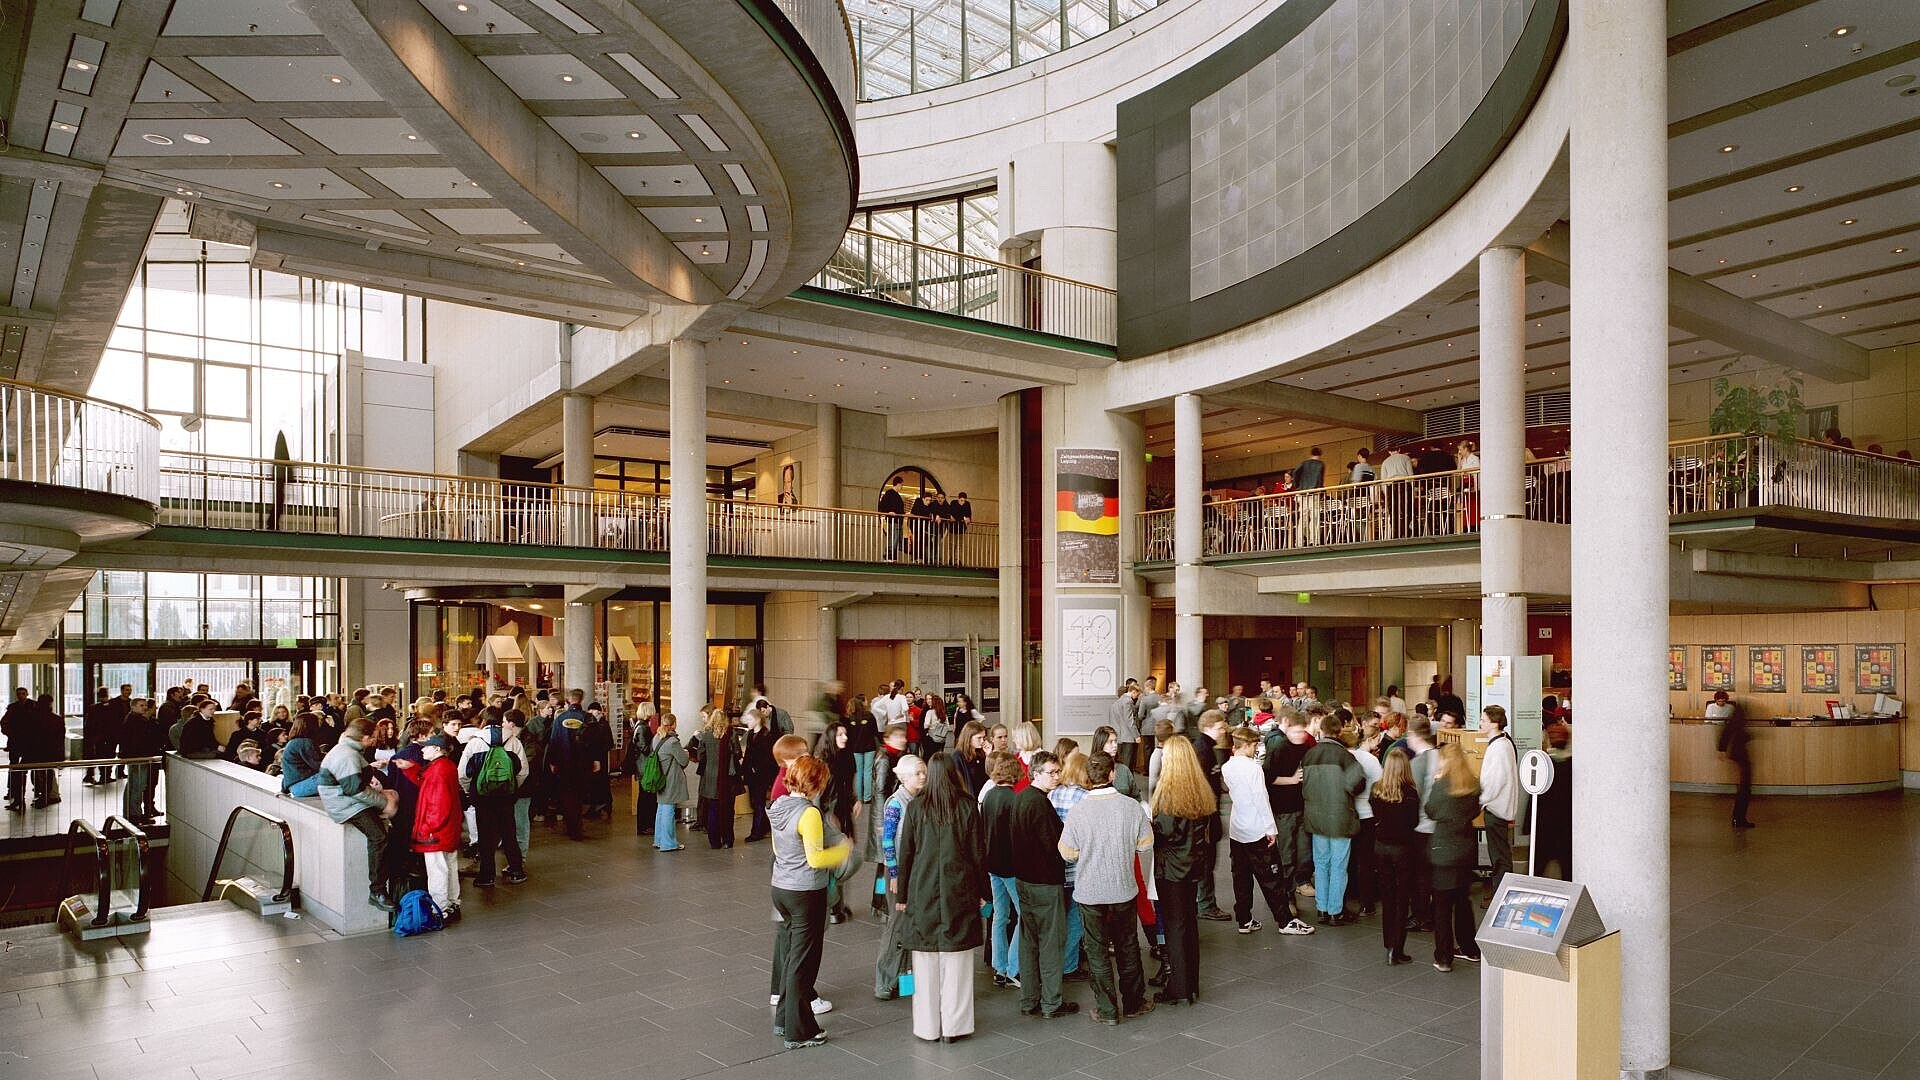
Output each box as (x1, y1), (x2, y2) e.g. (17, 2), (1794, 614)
(691, 709), (741, 849)
(895, 754), (989, 1043)
(1425, 741), (1484, 972)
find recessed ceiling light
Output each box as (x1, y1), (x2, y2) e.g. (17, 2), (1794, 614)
(454, 1), (471, 10)
(558, 73), (577, 84)
(1841, 218), (1857, 225)
(692, 217), (704, 223)
(699, 245), (710, 255)
(790, 349), (799, 355)
(1895, 247), (1909, 254)
(1784, 184), (1802, 193)
(1889, 74), (1917, 88)
(181, 132), (210, 145)
(269, 181), (288, 189)
(722, 378), (732, 384)
(141, 132), (174, 145)
(625, 130), (643, 140)
(1718, 144), (1737, 153)
(1829, 25), (1853, 37)
(403, 132), (420, 141)
(326, 74), (349, 85)
(69, 59), (92, 71)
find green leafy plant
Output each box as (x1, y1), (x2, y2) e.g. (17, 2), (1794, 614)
(1708, 375), (1803, 437)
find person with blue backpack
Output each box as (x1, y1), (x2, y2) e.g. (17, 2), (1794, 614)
(460, 707), (529, 887)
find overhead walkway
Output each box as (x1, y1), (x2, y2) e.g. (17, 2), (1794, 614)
(67, 450), (999, 594)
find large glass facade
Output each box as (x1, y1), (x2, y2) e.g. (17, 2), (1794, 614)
(849, 0), (1166, 99)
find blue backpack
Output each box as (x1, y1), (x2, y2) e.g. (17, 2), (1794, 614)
(393, 889), (444, 937)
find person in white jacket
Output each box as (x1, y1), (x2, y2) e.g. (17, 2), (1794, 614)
(1477, 706), (1520, 891)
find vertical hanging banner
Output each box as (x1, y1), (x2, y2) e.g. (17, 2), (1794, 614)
(1057, 448), (1120, 584)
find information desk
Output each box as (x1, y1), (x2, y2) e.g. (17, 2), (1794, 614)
(1669, 716), (1901, 794)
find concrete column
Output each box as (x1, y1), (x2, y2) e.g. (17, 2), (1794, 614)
(1479, 246), (1529, 661)
(817, 602), (838, 687)
(669, 339), (709, 725)
(562, 392), (593, 545)
(562, 584), (597, 695)
(997, 393), (1025, 725)
(1570, 0), (1670, 1074)
(1173, 393), (1205, 694)
(815, 403), (840, 506)
(1001, 142), (1116, 339)
(1447, 619), (1477, 691)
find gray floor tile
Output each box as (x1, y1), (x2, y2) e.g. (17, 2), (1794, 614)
(1799, 1026), (1915, 1075)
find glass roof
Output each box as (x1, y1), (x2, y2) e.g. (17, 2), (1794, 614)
(846, 0), (1164, 100)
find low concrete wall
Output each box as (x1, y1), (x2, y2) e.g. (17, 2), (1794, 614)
(162, 754), (387, 935)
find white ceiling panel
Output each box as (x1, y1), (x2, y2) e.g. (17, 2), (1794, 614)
(426, 0), (535, 36)
(1763, 264), (1920, 318)
(676, 240), (728, 263)
(428, 208), (536, 234)
(134, 61), (211, 103)
(163, 0), (321, 36)
(597, 165), (712, 196)
(192, 55), (384, 101)
(487, 242), (581, 264)
(478, 54), (620, 100)
(329, 210), (425, 230)
(362, 167), (491, 199)
(158, 168), (369, 200)
(114, 118), (296, 157)
(286, 117), (438, 155)
(1673, 185), (1920, 273)
(1670, 71), (1920, 189)
(638, 206), (724, 233)
(1670, 129), (1920, 236)
(541, 114), (675, 153)
(1709, 227), (1920, 297)
(1667, 0), (1919, 121)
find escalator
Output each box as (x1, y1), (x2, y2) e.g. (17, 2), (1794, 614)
(54, 805), (296, 941)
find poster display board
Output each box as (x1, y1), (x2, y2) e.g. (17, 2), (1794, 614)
(1668, 646), (1687, 691)
(1800, 645), (1840, 694)
(1747, 645), (1786, 693)
(978, 645), (1002, 724)
(1855, 644), (1897, 694)
(1700, 646), (1735, 692)
(1056, 448), (1120, 584)
(1058, 599), (1121, 731)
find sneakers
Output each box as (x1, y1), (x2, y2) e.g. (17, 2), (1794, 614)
(1236, 920), (1262, 934)
(992, 973), (1022, 989)
(811, 997), (833, 1014)
(783, 1033), (828, 1050)
(370, 892), (397, 912)
(1277, 919), (1316, 936)
(1456, 953), (1481, 964)
(443, 903), (462, 923)
(474, 877), (496, 888)
(503, 870), (528, 885)
(770, 994), (780, 1007)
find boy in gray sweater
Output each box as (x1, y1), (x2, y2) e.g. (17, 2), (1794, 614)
(1058, 753), (1155, 1024)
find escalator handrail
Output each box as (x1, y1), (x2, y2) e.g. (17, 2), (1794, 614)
(100, 816), (153, 921)
(203, 806), (296, 905)
(59, 818), (113, 928)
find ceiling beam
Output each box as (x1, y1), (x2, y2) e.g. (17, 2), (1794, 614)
(1526, 226), (1869, 384)
(1205, 383), (1423, 435)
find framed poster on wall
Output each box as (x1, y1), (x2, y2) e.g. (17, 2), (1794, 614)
(1747, 646), (1786, 693)
(1700, 646), (1735, 692)
(1855, 644), (1897, 695)
(1801, 646), (1840, 694)
(1056, 448), (1120, 584)
(1668, 647), (1687, 691)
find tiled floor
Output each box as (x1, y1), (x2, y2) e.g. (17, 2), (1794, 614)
(0, 790), (1914, 1080)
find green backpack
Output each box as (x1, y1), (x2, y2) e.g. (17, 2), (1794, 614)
(475, 742), (517, 796)
(639, 749), (667, 794)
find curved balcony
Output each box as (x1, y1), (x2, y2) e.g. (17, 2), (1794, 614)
(0, 378), (160, 558)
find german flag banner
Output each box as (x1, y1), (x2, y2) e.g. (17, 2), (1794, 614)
(1057, 447), (1119, 584)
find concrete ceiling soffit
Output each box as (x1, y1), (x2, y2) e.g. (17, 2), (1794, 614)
(1206, 382), (1423, 435)
(249, 223), (651, 327)
(306, 0), (719, 306)
(32, 184), (165, 390)
(1526, 226), (1869, 383)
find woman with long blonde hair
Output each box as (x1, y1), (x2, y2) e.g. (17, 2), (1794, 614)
(1425, 741), (1482, 971)
(1369, 748), (1420, 965)
(1148, 736), (1217, 1005)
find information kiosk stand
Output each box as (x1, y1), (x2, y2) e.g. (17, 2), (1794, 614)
(1476, 875), (1617, 1079)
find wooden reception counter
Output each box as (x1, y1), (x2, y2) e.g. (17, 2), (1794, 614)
(1670, 716), (1902, 794)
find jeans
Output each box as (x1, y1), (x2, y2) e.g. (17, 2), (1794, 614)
(284, 774), (322, 798)
(514, 796), (532, 852)
(747, 781), (771, 839)
(1273, 810), (1311, 888)
(1195, 824), (1221, 912)
(1062, 884), (1083, 973)
(885, 516), (903, 559)
(124, 762), (160, 819)
(653, 801), (681, 850)
(342, 807), (388, 897)
(989, 874), (1020, 978)
(1015, 879), (1066, 1013)
(1077, 899), (1145, 1021)
(853, 751), (875, 803)
(771, 886), (828, 1041)
(1311, 834), (1353, 916)
(1156, 877), (1200, 1001)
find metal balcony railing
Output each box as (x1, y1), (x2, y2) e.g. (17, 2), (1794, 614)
(154, 451), (997, 570)
(809, 227), (1117, 345)
(1668, 434), (1920, 520)
(0, 377), (160, 504)
(1137, 459), (1570, 562)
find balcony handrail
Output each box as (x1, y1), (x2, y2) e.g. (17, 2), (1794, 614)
(0, 376), (163, 427)
(157, 450), (997, 525)
(1197, 457), (1569, 511)
(838, 227), (1116, 291)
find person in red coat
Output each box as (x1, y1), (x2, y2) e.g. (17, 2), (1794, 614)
(412, 735), (464, 922)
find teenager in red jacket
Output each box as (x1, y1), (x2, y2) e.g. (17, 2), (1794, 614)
(412, 735), (464, 922)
